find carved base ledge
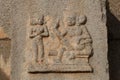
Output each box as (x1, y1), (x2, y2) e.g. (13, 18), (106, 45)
(28, 62), (92, 73)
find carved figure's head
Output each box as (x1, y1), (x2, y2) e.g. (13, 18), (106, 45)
(38, 15), (44, 25)
(64, 15), (76, 26)
(30, 18), (39, 25)
(30, 15), (45, 26)
(78, 15), (87, 25)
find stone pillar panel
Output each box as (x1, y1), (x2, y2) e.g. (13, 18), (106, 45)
(11, 0), (109, 80)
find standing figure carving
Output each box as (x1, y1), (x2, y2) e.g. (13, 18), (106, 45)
(29, 15), (49, 64)
(53, 14), (77, 63)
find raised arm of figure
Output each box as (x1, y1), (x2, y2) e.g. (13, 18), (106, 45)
(40, 25), (49, 37)
(29, 28), (36, 38)
(78, 25), (92, 44)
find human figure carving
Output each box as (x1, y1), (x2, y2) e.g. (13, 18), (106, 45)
(74, 15), (92, 49)
(53, 14), (92, 63)
(29, 16), (49, 64)
(53, 14), (76, 63)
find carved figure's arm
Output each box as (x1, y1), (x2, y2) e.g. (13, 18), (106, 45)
(53, 20), (67, 39)
(78, 26), (92, 44)
(53, 21), (62, 40)
(61, 30), (67, 37)
(29, 28), (36, 38)
(40, 25), (49, 37)
(81, 26), (91, 38)
(53, 20), (73, 50)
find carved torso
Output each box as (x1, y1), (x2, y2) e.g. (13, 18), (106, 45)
(31, 25), (44, 41)
(63, 26), (83, 50)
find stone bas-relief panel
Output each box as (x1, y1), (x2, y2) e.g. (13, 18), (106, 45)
(28, 14), (93, 72)
(11, 0), (108, 80)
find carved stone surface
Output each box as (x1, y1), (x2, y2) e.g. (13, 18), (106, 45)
(109, 0), (120, 20)
(11, 0), (109, 80)
(0, 27), (11, 80)
(28, 14), (93, 72)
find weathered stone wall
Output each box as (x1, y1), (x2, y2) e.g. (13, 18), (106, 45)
(107, 0), (120, 80)
(10, 0), (109, 80)
(0, 0), (120, 80)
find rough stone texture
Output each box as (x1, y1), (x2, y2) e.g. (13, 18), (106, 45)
(11, 0), (109, 80)
(0, 0), (12, 38)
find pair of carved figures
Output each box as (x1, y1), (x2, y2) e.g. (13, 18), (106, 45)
(29, 15), (92, 64)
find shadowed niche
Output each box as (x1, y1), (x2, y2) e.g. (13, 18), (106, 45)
(106, 0), (120, 80)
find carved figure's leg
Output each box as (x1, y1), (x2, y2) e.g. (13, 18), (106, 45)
(32, 40), (38, 62)
(55, 47), (65, 63)
(38, 39), (44, 63)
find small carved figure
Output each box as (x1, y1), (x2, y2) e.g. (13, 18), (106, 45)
(29, 15), (49, 64)
(75, 15), (92, 57)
